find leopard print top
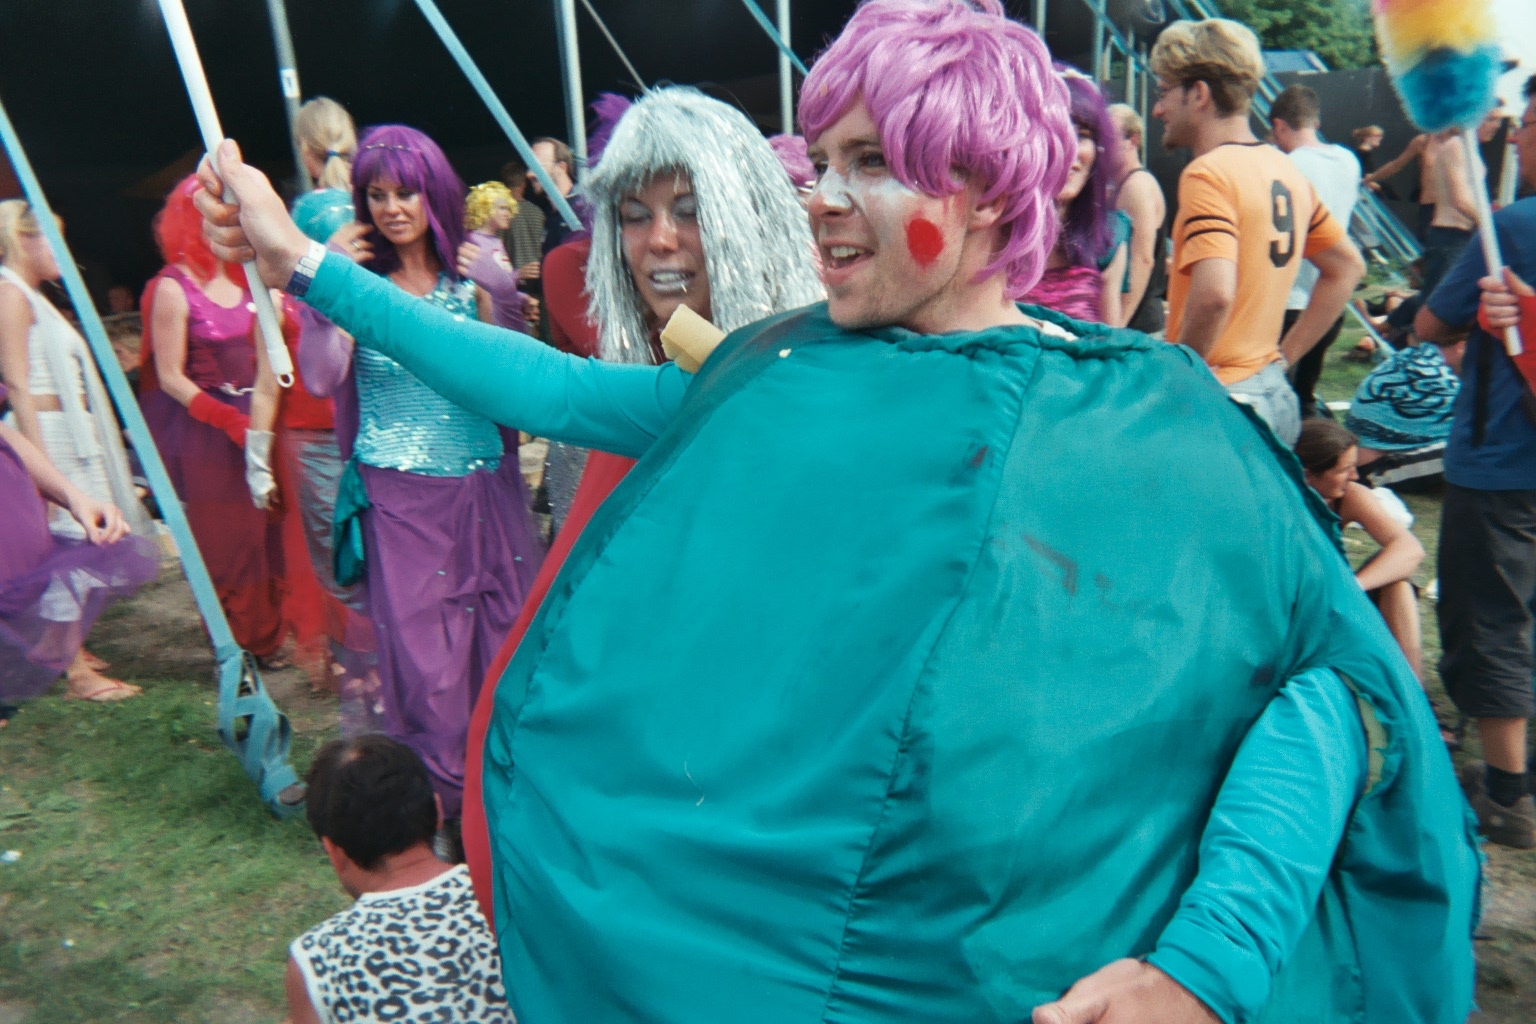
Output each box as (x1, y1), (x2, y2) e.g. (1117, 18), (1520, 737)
(291, 865), (513, 1022)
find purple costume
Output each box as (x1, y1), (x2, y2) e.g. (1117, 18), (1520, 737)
(465, 230), (529, 335)
(138, 268), (287, 657)
(0, 385), (157, 699)
(301, 275), (543, 818)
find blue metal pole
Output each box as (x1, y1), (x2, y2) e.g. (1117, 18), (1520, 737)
(0, 91), (303, 817)
(737, 0), (808, 77)
(410, 0), (583, 230)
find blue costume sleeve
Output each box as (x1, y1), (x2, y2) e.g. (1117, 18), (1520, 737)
(303, 252), (690, 459)
(1147, 667), (1369, 1024)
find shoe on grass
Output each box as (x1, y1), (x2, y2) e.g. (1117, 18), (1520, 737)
(1458, 760), (1536, 849)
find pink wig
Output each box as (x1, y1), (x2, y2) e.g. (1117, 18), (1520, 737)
(799, 0), (1074, 297)
(767, 134), (816, 191)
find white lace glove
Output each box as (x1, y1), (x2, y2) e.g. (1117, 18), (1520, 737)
(245, 429), (277, 510)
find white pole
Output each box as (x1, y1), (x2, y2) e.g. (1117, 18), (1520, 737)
(1035, 0), (1047, 36)
(1463, 129), (1523, 355)
(555, 0), (588, 182)
(263, 0), (310, 193)
(777, 0), (792, 134)
(156, 0), (293, 387)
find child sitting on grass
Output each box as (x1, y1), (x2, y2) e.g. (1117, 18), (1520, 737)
(285, 735), (512, 1024)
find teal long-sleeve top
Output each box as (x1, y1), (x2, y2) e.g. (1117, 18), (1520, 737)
(303, 251), (1370, 1023)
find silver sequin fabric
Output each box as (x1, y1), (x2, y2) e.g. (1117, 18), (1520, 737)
(353, 275), (504, 477)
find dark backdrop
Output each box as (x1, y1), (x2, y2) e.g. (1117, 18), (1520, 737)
(0, 0), (896, 299)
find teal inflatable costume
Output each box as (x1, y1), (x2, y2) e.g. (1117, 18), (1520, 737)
(304, 254), (1478, 1023)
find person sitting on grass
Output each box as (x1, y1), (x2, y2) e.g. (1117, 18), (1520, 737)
(1295, 419), (1426, 681)
(285, 735), (512, 1024)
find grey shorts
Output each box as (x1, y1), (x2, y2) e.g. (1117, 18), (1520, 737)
(1438, 484), (1536, 719)
(1225, 361), (1301, 446)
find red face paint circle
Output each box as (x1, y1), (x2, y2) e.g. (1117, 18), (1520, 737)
(905, 217), (944, 268)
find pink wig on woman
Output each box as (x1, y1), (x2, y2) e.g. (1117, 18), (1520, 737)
(798, 0), (1074, 297)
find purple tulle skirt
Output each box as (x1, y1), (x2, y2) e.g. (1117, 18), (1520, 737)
(360, 456), (544, 818)
(0, 438), (158, 701)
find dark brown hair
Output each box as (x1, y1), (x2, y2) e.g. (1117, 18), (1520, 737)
(305, 735), (438, 870)
(1270, 85), (1321, 131)
(1294, 419), (1359, 475)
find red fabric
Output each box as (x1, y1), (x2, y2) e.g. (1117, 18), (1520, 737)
(543, 238), (600, 358)
(462, 450), (637, 925)
(276, 300), (335, 430)
(1477, 293), (1536, 391)
(188, 391), (249, 447)
(275, 428), (342, 687)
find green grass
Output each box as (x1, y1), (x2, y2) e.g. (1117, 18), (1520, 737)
(0, 676), (344, 1023)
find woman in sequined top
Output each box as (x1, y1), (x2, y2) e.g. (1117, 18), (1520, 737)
(298, 125), (544, 824)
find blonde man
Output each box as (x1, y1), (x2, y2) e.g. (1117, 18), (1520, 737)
(1151, 18), (1364, 444)
(1108, 103), (1167, 332)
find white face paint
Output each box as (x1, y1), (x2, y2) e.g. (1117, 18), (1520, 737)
(811, 164), (855, 213)
(807, 100), (966, 331)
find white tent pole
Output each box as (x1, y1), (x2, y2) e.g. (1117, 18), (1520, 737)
(777, 0), (793, 133)
(555, 0), (588, 182)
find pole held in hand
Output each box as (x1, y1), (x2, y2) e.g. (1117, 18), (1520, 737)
(1463, 129), (1524, 356)
(157, 0), (295, 387)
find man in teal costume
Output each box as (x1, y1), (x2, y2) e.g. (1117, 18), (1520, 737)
(196, 2), (1476, 1020)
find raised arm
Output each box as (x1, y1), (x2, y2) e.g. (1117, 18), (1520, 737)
(304, 254), (687, 458)
(1363, 134), (1424, 187)
(192, 141), (688, 460)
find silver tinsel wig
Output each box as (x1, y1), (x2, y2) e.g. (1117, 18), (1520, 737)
(583, 86), (824, 364)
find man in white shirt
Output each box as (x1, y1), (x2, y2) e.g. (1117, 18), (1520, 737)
(1271, 84), (1361, 418)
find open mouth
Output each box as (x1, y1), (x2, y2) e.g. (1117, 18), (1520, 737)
(648, 269), (693, 296)
(823, 244), (872, 271)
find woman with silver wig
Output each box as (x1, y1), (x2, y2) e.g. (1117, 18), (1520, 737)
(582, 85), (824, 365)
(459, 85), (825, 910)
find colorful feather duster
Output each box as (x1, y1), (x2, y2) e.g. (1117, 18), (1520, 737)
(1374, 0), (1502, 131)
(1374, 0), (1522, 355)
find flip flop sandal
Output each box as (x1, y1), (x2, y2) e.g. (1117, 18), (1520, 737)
(64, 678), (139, 702)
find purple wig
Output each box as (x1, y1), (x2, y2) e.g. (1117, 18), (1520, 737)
(586, 92), (633, 169)
(799, 0), (1074, 297)
(767, 134), (816, 191)
(351, 124), (466, 280)
(1057, 70), (1123, 268)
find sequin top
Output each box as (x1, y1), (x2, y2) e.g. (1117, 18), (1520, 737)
(353, 274), (503, 477)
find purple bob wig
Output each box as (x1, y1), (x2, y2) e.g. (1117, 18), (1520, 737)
(351, 124), (466, 280)
(1058, 69), (1123, 269)
(799, 0), (1074, 297)
(767, 134), (817, 191)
